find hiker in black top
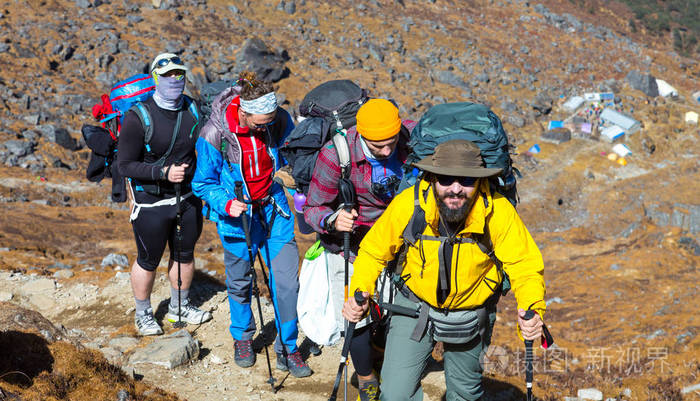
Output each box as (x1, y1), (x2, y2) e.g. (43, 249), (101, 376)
(118, 96), (198, 191)
(117, 52), (211, 336)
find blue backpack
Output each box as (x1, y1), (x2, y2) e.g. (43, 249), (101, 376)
(94, 73), (199, 143)
(85, 73), (200, 201)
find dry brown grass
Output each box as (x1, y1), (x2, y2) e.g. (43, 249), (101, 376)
(0, 331), (182, 401)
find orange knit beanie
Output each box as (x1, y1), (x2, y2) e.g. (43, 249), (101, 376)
(356, 99), (401, 141)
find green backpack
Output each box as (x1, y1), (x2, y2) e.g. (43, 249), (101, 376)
(398, 102), (519, 206)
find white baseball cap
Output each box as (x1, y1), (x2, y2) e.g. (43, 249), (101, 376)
(150, 52), (188, 75)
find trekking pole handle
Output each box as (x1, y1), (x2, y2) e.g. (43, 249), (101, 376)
(379, 301), (420, 318)
(339, 291), (367, 356)
(234, 181), (251, 208)
(234, 181), (252, 249)
(523, 309), (536, 347)
(343, 232), (351, 259)
(523, 310), (535, 393)
(234, 181), (244, 202)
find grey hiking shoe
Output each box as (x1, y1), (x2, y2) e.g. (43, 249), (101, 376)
(276, 351), (312, 378)
(134, 307), (163, 336)
(234, 340), (256, 368)
(357, 380), (380, 401)
(166, 303), (212, 325)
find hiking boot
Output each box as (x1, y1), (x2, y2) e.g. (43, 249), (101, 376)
(357, 379), (380, 401)
(234, 340), (256, 368)
(276, 351), (312, 378)
(309, 342), (322, 356)
(166, 303), (212, 325)
(134, 308), (163, 336)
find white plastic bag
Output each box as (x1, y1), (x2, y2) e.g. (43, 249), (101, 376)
(297, 241), (342, 346)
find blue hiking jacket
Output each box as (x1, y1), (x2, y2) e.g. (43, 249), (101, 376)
(192, 87), (295, 239)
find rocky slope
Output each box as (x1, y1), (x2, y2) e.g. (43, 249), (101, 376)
(0, 0), (699, 400)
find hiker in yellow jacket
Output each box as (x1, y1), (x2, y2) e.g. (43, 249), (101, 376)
(343, 140), (547, 401)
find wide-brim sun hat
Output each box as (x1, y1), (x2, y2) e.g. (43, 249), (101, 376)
(413, 139), (502, 177)
(151, 52), (188, 75)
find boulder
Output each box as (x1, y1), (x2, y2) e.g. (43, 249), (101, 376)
(19, 278), (55, 296)
(577, 388), (603, 401)
(625, 71), (659, 97)
(505, 115), (526, 128)
(128, 330), (199, 369)
(0, 301), (63, 342)
(531, 92), (553, 115)
(234, 38), (290, 82)
(101, 253), (129, 267)
(2, 140), (34, 157)
(435, 70), (469, 89)
(541, 127), (572, 144)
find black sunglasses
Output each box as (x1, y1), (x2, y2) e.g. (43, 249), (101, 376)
(435, 175), (478, 187)
(155, 56), (184, 69)
(252, 120), (276, 130)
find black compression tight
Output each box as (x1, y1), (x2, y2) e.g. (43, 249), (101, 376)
(350, 325), (375, 377)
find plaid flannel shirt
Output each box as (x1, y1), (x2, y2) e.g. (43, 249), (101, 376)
(303, 122), (414, 254)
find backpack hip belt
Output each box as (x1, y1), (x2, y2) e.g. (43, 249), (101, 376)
(251, 195), (290, 239)
(127, 181), (193, 222)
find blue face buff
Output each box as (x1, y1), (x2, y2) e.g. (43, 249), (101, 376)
(153, 74), (185, 110)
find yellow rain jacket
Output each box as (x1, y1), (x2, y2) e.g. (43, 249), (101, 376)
(350, 179), (546, 333)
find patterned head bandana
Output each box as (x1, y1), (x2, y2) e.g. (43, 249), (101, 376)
(239, 92), (278, 115)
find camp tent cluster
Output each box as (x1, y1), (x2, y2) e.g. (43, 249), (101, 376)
(552, 90), (641, 143)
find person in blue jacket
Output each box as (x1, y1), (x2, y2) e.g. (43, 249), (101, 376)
(192, 71), (311, 378)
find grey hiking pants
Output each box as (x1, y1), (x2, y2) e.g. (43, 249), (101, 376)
(379, 291), (497, 401)
(223, 239), (300, 355)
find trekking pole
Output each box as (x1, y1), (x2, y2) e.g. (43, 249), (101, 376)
(342, 212), (353, 400)
(235, 181), (276, 392)
(173, 181), (186, 329)
(328, 291), (367, 401)
(523, 310), (536, 401)
(335, 176), (356, 400)
(256, 250), (290, 365)
(266, 239), (320, 355)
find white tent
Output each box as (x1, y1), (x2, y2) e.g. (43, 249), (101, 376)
(563, 96), (584, 112)
(655, 79), (678, 97)
(686, 111), (699, 125)
(601, 125), (625, 143)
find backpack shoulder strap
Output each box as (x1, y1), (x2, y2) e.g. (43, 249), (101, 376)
(132, 102), (154, 151)
(402, 178), (429, 247)
(472, 192), (509, 295)
(184, 96), (200, 122)
(472, 192), (499, 267)
(473, 224), (502, 272)
(183, 96), (201, 139)
(135, 101), (183, 166)
(331, 131), (352, 180)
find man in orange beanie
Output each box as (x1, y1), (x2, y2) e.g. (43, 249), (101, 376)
(304, 98), (415, 401)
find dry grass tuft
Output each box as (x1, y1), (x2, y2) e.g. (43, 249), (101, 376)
(0, 332), (182, 401)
